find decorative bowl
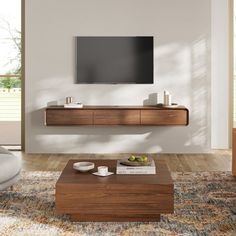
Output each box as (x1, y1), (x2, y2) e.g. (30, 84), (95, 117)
(73, 162), (95, 172)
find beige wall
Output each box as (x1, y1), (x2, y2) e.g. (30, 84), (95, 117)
(25, 0), (211, 153)
(0, 122), (21, 145)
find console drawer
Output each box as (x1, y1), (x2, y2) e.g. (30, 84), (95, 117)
(45, 109), (93, 125)
(141, 110), (188, 125)
(94, 110), (140, 125)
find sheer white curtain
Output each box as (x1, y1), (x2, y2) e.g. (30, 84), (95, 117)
(0, 0), (21, 145)
(234, 1), (236, 122)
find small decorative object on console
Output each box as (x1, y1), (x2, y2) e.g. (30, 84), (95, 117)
(156, 103), (178, 108)
(64, 102), (83, 108)
(163, 91), (172, 106)
(66, 96), (73, 104)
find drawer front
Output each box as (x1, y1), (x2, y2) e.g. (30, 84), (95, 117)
(141, 110), (188, 125)
(46, 109), (93, 125)
(56, 184), (174, 214)
(94, 110), (140, 125)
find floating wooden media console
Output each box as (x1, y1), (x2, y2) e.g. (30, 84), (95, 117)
(45, 105), (189, 126)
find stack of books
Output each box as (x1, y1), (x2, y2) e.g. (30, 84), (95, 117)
(116, 159), (156, 175)
(64, 103), (83, 108)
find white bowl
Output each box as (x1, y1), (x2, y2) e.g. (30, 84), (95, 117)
(73, 162), (95, 172)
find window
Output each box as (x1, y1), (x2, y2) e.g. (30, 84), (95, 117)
(0, 0), (21, 122)
(0, 0), (21, 146)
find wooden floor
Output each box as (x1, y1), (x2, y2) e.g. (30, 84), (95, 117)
(13, 150), (232, 172)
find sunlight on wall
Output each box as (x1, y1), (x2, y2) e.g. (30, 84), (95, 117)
(30, 40), (210, 153)
(189, 36), (209, 147)
(25, 0), (211, 153)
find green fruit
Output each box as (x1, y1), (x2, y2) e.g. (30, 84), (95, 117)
(142, 156), (148, 162)
(128, 155), (136, 161)
(136, 156), (143, 162)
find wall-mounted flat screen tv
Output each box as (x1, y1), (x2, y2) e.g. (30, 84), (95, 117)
(76, 36), (153, 84)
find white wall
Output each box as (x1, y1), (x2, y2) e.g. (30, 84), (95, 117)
(25, 0), (211, 153)
(211, 0), (230, 149)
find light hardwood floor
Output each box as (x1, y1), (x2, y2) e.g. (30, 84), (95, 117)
(13, 150), (232, 172)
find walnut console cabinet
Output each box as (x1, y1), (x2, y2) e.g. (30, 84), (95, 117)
(45, 105), (189, 126)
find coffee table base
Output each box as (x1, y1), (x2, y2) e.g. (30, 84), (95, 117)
(56, 160), (174, 222)
(70, 214), (161, 222)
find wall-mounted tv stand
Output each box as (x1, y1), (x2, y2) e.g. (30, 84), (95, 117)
(45, 105), (189, 126)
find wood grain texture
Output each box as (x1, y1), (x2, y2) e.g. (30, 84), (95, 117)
(70, 214), (160, 222)
(14, 150), (232, 172)
(141, 110), (188, 125)
(45, 105), (189, 126)
(45, 109), (93, 125)
(57, 160), (172, 185)
(47, 105), (187, 110)
(94, 110), (140, 125)
(56, 159), (174, 221)
(232, 129), (236, 176)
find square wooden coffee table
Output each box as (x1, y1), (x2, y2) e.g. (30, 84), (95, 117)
(56, 159), (174, 222)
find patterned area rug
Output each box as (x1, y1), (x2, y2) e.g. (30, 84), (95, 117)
(0, 172), (235, 236)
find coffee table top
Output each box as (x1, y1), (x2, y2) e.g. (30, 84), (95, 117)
(57, 159), (173, 186)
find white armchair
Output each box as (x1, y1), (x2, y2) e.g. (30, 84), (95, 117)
(0, 146), (21, 190)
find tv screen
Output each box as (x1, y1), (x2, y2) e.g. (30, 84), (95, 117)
(76, 36), (153, 84)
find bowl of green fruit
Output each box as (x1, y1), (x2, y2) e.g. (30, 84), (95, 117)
(120, 155), (152, 166)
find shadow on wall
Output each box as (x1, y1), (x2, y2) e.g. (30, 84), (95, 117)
(142, 36), (210, 152)
(189, 36), (210, 150)
(47, 101), (58, 106)
(29, 36), (210, 153)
